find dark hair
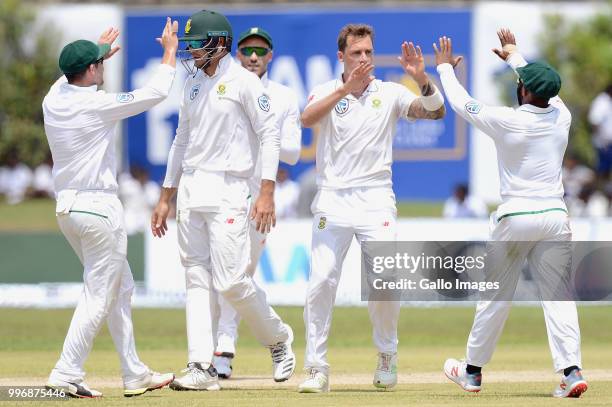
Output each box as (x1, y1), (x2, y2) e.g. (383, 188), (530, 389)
(337, 24), (374, 52)
(65, 59), (101, 84)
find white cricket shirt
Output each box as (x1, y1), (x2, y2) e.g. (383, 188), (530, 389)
(307, 79), (417, 189)
(248, 73), (302, 195)
(437, 53), (571, 217)
(43, 64), (176, 195)
(163, 54), (280, 189)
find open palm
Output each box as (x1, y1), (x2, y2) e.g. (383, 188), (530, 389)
(398, 41), (425, 78)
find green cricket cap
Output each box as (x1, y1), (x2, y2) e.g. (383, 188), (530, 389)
(179, 10), (233, 42)
(59, 40), (109, 74)
(237, 27), (273, 49)
(517, 61), (562, 99)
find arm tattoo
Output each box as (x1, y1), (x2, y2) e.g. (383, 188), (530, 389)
(420, 80), (435, 96)
(407, 100), (446, 120)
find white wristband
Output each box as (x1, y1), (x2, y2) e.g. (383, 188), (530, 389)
(420, 86), (444, 111)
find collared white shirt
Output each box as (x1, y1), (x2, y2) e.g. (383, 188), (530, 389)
(437, 53), (570, 216)
(307, 79), (417, 189)
(248, 73), (302, 195)
(162, 54), (280, 188)
(42, 64), (176, 195)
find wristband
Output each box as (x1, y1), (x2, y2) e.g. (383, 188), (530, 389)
(420, 86), (444, 111)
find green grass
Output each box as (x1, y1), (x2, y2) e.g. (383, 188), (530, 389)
(0, 200), (449, 232)
(0, 306), (610, 405)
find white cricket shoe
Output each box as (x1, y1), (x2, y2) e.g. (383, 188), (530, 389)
(298, 368), (330, 393)
(123, 370), (174, 397)
(46, 378), (102, 398)
(269, 324), (296, 382)
(443, 358), (482, 392)
(213, 352), (234, 379)
(373, 352), (398, 389)
(552, 368), (588, 398)
(169, 362), (221, 391)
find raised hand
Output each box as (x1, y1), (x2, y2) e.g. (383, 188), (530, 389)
(157, 17), (179, 52)
(398, 41), (426, 83)
(98, 27), (120, 60)
(492, 28), (517, 61)
(433, 36), (463, 68)
(341, 62), (375, 95)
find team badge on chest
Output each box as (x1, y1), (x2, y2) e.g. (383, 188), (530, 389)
(334, 98), (349, 116)
(258, 95), (271, 112)
(190, 84), (201, 100)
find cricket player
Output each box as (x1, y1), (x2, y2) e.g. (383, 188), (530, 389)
(212, 26), (302, 379)
(151, 10), (296, 391)
(436, 30), (587, 398)
(298, 24), (446, 393)
(43, 19), (178, 398)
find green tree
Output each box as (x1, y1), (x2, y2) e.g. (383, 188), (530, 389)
(539, 6), (612, 165)
(0, 0), (61, 167)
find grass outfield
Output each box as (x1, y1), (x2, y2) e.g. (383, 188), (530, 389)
(1, 306), (611, 406)
(0, 200), (448, 232)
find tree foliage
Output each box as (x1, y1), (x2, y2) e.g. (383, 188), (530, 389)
(540, 5), (612, 164)
(0, 0), (61, 167)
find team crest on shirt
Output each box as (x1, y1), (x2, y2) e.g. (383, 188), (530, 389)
(371, 98), (382, 109)
(190, 84), (201, 100)
(318, 216), (327, 230)
(217, 84), (226, 95)
(258, 95), (270, 112)
(465, 100), (482, 114)
(116, 93), (134, 103)
(334, 98), (349, 116)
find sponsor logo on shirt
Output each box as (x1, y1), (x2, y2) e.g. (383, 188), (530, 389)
(258, 94), (270, 112)
(465, 100), (482, 114)
(318, 216), (327, 230)
(116, 93), (134, 103)
(190, 84), (201, 100)
(334, 98), (349, 116)
(217, 84), (226, 96)
(372, 98), (382, 109)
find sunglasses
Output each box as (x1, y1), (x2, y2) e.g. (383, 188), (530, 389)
(239, 46), (270, 57)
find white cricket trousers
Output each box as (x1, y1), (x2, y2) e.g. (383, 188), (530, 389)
(466, 209), (582, 373)
(178, 175), (288, 364)
(214, 222), (266, 354)
(50, 192), (149, 385)
(304, 186), (399, 372)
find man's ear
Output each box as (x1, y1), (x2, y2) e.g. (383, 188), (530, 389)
(337, 50), (344, 62)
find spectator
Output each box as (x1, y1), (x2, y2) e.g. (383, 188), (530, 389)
(0, 150), (33, 205)
(118, 166), (160, 234)
(275, 165), (300, 219)
(588, 84), (612, 182)
(443, 183), (488, 218)
(568, 183), (609, 218)
(32, 152), (55, 199)
(562, 154), (595, 200)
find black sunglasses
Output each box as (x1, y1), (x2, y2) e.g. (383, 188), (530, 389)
(239, 46), (270, 57)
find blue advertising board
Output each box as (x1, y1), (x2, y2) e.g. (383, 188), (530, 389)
(125, 8), (471, 200)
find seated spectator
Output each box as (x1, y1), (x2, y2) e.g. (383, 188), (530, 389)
(118, 166), (160, 234)
(443, 183), (488, 218)
(31, 152), (55, 199)
(0, 150), (33, 205)
(568, 183), (609, 218)
(562, 154), (595, 200)
(588, 84), (612, 182)
(275, 165), (300, 219)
